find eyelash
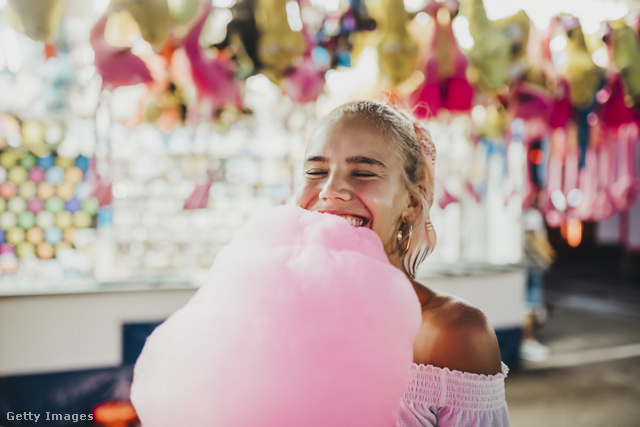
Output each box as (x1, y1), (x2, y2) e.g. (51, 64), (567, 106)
(304, 170), (377, 178)
(352, 171), (377, 177)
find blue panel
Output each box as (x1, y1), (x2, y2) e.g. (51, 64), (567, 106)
(495, 327), (523, 371)
(0, 366), (133, 427)
(122, 322), (162, 366)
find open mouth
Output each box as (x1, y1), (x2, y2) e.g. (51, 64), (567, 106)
(334, 214), (370, 228)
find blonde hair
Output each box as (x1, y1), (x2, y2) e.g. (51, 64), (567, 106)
(318, 100), (435, 226)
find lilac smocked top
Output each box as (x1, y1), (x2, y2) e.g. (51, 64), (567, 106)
(397, 362), (510, 427)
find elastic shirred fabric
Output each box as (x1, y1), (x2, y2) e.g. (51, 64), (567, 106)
(397, 363), (510, 427)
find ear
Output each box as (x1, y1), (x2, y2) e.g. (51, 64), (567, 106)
(401, 191), (422, 222)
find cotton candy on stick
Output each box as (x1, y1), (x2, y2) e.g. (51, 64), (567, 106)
(131, 205), (421, 427)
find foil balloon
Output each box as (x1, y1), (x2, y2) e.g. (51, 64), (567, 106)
(376, 0), (418, 87)
(604, 19), (640, 107)
(109, 0), (173, 48)
(281, 7), (325, 104)
(551, 14), (605, 169)
(552, 15), (604, 110)
(7, 0), (66, 42)
(281, 55), (326, 103)
(492, 9), (530, 75)
(410, 0), (473, 117)
(460, 0), (511, 92)
(90, 13), (153, 90)
(168, 0), (202, 28)
(254, 0), (307, 83)
(131, 206), (421, 427)
(184, 1), (243, 120)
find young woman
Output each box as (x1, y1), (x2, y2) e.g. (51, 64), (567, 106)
(295, 100), (510, 426)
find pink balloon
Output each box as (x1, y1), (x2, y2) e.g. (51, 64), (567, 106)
(281, 56), (325, 104)
(131, 205), (420, 427)
(90, 13), (153, 90)
(28, 167), (46, 184)
(27, 198), (44, 214)
(184, 2), (242, 119)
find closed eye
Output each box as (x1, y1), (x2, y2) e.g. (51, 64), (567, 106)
(304, 170), (327, 176)
(352, 171), (378, 177)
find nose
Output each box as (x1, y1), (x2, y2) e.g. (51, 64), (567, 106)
(318, 173), (351, 202)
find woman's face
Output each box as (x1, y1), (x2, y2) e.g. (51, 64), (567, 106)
(295, 117), (415, 268)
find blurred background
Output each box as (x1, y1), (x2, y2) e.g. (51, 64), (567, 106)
(0, 0), (639, 426)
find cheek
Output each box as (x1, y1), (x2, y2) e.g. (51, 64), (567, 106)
(368, 198), (401, 240)
(368, 189), (408, 238)
(294, 182), (316, 208)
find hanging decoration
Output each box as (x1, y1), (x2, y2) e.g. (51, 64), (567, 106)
(2, 0), (640, 277)
(410, 0), (474, 118)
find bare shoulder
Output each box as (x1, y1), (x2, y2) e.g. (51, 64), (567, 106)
(413, 286), (503, 375)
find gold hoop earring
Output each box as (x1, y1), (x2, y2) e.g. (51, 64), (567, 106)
(397, 219), (412, 254)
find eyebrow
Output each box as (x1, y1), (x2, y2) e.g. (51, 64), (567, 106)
(304, 155), (387, 168)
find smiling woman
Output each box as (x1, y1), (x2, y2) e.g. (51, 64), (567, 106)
(296, 100), (437, 276)
(296, 100), (510, 427)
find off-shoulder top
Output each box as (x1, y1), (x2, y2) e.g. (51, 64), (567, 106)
(397, 362), (510, 427)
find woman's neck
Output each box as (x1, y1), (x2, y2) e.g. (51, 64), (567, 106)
(411, 279), (436, 307)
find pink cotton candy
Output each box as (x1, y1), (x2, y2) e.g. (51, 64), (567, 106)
(131, 205), (421, 427)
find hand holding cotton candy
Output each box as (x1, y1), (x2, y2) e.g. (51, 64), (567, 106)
(131, 206), (421, 427)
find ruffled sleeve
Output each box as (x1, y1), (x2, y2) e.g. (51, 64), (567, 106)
(397, 362), (510, 427)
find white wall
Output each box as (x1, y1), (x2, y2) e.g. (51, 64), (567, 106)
(0, 269), (526, 376)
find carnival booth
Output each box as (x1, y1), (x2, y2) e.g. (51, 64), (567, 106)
(1, 0), (639, 425)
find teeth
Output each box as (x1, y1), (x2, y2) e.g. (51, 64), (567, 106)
(339, 215), (364, 227)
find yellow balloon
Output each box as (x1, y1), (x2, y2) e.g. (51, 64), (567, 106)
(21, 120), (45, 148)
(109, 0), (173, 47)
(6, 226), (25, 245)
(55, 211), (73, 229)
(169, 0), (201, 27)
(31, 145), (52, 157)
(73, 211), (92, 228)
(8, 165), (28, 185)
(55, 156), (75, 169)
(16, 241), (36, 258)
(7, 0), (66, 42)
(18, 181), (37, 200)
(0, 150), (20, 169)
